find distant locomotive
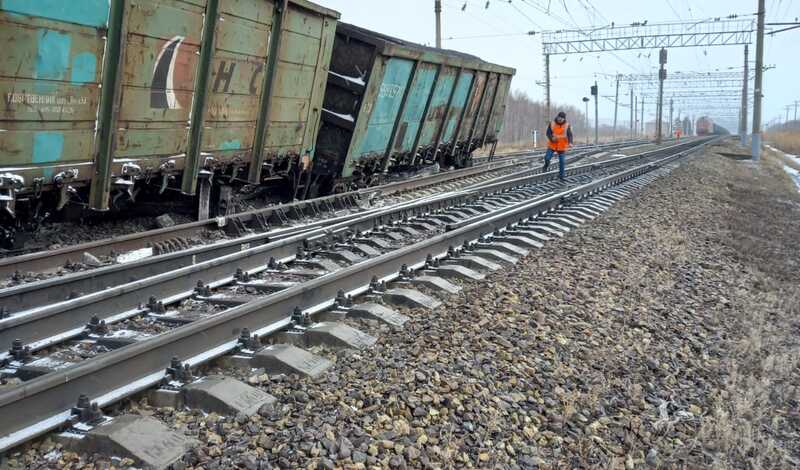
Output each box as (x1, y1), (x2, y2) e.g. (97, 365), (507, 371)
(695, 116), (730, 136)
(0, 0), (514, 245)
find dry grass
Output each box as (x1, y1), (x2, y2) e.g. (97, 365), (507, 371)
(766, 130), (800, 155)
(695, 285), (800, 469)
(692, 144), (800, 468)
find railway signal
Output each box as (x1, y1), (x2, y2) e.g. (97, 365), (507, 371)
(656, 48), (667, 144)
(582, 97), (590, 144)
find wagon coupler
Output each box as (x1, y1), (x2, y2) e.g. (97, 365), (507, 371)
(111, 163), (142, 208)
(0, 173), (24, 219)
(158, 160), (177, 194)
(53, 169), (79, 211)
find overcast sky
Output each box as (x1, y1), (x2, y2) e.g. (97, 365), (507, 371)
(322, 0), (799, 131)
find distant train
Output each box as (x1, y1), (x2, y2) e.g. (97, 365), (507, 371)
(0, 0), (514, 245)
(695, 116), (730, 136)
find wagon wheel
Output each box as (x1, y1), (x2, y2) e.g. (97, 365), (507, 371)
(366, 174), (383, 187)
(332, 182), (348, 194)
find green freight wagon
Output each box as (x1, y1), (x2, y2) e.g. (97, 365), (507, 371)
(313, 23), (515, 192)
(0, 0), (338, 221)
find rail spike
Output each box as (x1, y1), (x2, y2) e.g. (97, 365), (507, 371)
(369, 276), (385, 293)
(164, 356), (195, 385)
(9, 338), (32, 363)
(72, 394), (104, 426)
(147, 296), (166, 314)
(289, 306), (312, 328)
(238, 328), (260, 350)
(334, 289), (349, 308)
(194, 280), (212, 297)
(87, 315), (109, 335)
(399, 264), (413, 280)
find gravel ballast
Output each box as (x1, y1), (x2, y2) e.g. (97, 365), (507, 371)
(5, 138), (800, 469)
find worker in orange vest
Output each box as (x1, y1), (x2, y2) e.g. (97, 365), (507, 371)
(675, 128), (682, 140)
(543, 111), (574, 180)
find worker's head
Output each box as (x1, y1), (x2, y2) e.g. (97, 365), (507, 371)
(556, 112), (567, 124)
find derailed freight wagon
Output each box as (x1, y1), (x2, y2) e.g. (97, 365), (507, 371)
(0, 0), (339, 224)
(313, 23), (514, 192)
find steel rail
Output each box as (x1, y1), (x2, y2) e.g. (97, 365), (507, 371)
(379, 139), (649, 195)
(465, 138), (701, 192)
(0, 142), (653, 320)
(0, 143), (612, 315)
(0, 140), (682, 318)
(0, 137), (712, 453)
(0, 139), (704, 358)
(0, 140), (646, 277)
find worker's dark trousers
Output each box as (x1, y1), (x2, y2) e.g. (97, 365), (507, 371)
(543, 149), (566, 179)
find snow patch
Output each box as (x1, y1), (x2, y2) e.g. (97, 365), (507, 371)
(329, 70), (366, 86)
(766, 145), (800, 192)
(783, 165), (800, 192)
(323, 109), (355, 122)
(116, 247), (154, 264)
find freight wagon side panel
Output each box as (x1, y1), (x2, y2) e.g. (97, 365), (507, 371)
(113, 0), (205, 170)
(262, 4), (335, 160)
(417, 66), (457, 147)
(297, 5), (337, 166)
(485, 74), (511, 142)
(312, 27), (373, 182)
(392, 63), (437, 154)
(472, 73), (499, 141)
(440, 70), (474, 144)
(457, 71), (487, 142)
(351, 57), (414, 163)
(201, 0), (275, 165)
(0, 2), (109, 186)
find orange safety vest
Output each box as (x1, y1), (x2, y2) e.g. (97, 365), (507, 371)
(548, 121), (570, 152)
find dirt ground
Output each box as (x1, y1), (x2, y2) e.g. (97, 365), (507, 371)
(6, 137), (800, 469)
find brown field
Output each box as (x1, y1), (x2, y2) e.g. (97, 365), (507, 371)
(766, 130), (800, 155)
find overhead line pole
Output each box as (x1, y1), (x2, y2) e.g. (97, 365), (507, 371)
(630, 88), (634, 138)
(593, 81), (599, 145)
(739, 44), (749, 145)
(540, 19), (755, 145)
(641, 95), (645, 137)
(545, 54), (551, 121)
(435, 0), (442, 48)
(669, 99), (674, 137)
(633, 94), (638, 137)
(751, 0), (765, 161)
(613, 74), (620, 141)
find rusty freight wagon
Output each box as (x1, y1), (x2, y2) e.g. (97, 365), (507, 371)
(313, 23), (515, 192)
(0, 0), (339, 228)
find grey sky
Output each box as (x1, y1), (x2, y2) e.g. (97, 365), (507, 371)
(322, 0), (799, 131)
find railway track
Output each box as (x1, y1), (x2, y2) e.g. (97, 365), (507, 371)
(0, 139), (685, 344)
(0, 137), (713, 454)
(0, 140), (646, 279)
